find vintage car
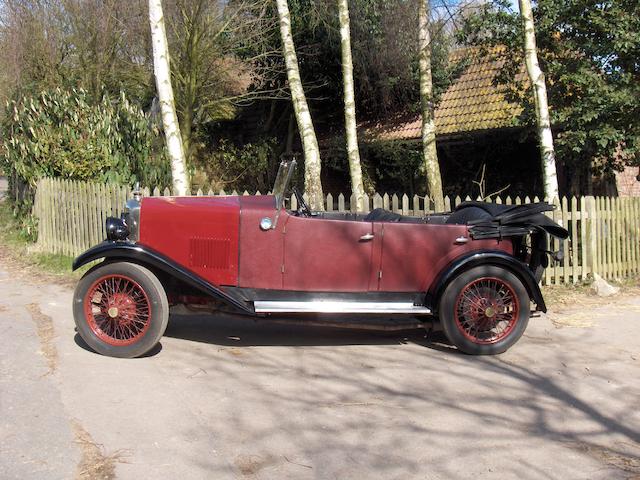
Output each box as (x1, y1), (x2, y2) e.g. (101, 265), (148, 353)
(72, 160), (568, 358)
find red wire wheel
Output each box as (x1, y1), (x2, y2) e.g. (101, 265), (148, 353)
(83, 274), (152, 346)
(439, 265), (530, 354)
(74, 262), (169, 358)
(453, 277), (520, 345)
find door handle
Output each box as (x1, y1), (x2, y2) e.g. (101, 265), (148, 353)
(359, 233), (375, 241)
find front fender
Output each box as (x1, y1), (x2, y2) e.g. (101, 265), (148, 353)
(427, 251), (547, 313)
(73, 242), (255, 315)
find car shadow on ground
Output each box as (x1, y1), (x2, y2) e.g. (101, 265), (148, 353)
(73, 333), (163, 357)
(163, 312), (457, 352)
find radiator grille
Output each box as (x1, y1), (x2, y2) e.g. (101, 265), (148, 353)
(189, 238), (231, 269)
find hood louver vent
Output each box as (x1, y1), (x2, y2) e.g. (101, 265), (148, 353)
(189, 238), (231, 269)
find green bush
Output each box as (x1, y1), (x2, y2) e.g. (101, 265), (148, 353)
(1, 88), (171, 190)
(360, 140), (425, 195)
(192, 138), (279, 193)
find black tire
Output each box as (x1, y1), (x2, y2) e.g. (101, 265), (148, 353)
(73, 261), (169, 358)
(439, 265), (530, 355)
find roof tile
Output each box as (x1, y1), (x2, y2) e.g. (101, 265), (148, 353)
(362, 47), (526, 140)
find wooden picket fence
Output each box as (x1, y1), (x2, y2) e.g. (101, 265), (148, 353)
(32, 177), (640, 284)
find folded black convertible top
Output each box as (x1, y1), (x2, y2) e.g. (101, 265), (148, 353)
(450, 201), (569, 240)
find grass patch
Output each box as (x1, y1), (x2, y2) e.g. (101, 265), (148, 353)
(0, 199), (87, 280)
(0, 198), (34, 247)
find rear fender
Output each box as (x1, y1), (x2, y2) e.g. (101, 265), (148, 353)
(427, 251), (546, 313)
(73, 242), (255, 315)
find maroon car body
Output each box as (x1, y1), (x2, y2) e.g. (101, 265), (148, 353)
(138, 195), (511, 293)
(72, 161), (567, 358)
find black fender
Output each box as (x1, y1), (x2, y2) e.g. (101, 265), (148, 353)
(73, 241), (256, 315)
(427, 251), (547, 313)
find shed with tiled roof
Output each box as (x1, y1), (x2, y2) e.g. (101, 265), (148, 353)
(359, 47), (638, 197)
(358, 47), (545, 198)
(363, 47), (527, 141)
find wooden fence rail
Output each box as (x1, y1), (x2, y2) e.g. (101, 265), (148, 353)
(32, 177), (640, 285)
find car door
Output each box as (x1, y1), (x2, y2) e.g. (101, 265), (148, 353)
(376, 222), (477, 292)
(282, 214), (376, 292)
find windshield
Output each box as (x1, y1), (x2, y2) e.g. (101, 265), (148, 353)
(272, 159), (296, 208)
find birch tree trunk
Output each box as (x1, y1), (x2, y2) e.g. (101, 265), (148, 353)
(418, 0), (444, 212)
(518, 0), (559, 201)
(149, 0), (189, 196)
(275, 0), (324, 210)
(337, 0), (365, 212)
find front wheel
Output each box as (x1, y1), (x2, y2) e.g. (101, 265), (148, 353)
(73, 262), (169, 358)
(439, 265), (530, 355)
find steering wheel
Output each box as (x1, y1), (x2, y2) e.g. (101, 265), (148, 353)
(292, 187), (313, 217)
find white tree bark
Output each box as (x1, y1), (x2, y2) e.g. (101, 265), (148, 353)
(275, 0), (324, 210)
(418, 0), (444, 212)
(337, 0), (365, 212)
(149, 0), (189, 196)
(518, 0), (559, 201)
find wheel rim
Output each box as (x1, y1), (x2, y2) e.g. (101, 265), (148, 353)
(83, 274), (152, 346)
(453, 277), (519, 345)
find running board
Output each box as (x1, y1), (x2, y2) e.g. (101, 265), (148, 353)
(253, 300), (432, 314)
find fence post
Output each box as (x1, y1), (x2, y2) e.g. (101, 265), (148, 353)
(33, 179), (43, 250)
(579, 196), (587, 281)
(552, 197), (561, 284)
(631, 197), (640, 275)
(561, 197), (569, 284)
(373, 193), (382, 210)
(413, 195), (421, 216)
(570, 196), (578, 283)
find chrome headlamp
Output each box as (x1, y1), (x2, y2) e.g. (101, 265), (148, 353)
(106, 216), (129, 241)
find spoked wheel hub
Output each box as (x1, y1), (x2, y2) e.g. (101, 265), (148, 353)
(454, 277), (520, 344)
(83, 274), (151, 346)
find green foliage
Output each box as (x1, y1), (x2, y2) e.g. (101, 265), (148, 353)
(459, 0), (640, 179)
(367, 141), (424, 195)
(1, 88), (171, 189)
(0, 200), (83, 277)
(0, 193), (37, 243)
(192, 137), (280, 193)
(360, 140), (424, 195)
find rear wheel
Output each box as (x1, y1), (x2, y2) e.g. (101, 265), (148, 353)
(439, 265), (530, 355)
(73, 262), (169, 358)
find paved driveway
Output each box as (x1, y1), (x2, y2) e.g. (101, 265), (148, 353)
(1, 260), (639, 479)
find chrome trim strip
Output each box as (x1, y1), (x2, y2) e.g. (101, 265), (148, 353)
(253, 301), (432, 314)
